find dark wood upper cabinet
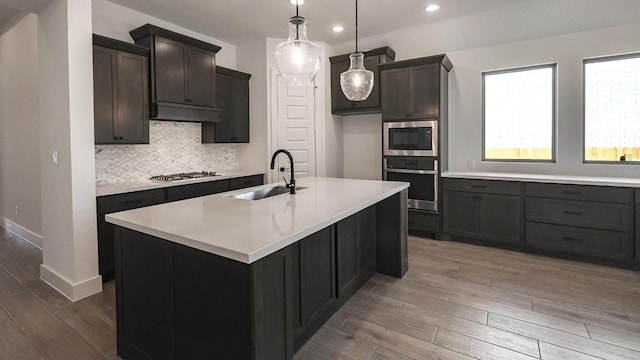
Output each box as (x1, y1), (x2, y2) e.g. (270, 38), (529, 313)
(379, 54), (452, 121)
(202, 67), (251, 143)
(130, 24), (221, 122)
(93, 34), (150, 145)
(329, 47), (395, 115)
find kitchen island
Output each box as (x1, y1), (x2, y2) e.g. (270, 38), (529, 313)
(106, 177), (409, 360)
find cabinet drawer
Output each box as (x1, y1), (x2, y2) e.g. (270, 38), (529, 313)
(229, 175), (264, 190)
(408, 210), (440, 234)
(97, 188), (166, 214)
(526, 183), (632, 204)
(166, 180), (230, 202)
(635, 189), (640, 203)
(526, 222), (632, 260)
(442, 178), (520, 195)
(526, 198), (630, 231)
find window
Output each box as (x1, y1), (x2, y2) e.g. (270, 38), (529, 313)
(584, 54), (640, 162)
(483, 64), (556, 161)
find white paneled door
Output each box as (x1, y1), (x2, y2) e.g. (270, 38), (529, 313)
(274, 74), (316, 180)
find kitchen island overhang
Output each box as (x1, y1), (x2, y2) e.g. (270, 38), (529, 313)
(106, 177), (409, 360)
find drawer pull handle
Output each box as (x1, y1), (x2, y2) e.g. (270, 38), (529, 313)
(471, 185), (487, 189)
(563, 211), (583, 216)
(124, 199), (143, 205)
(563, 236), (583, 242)
(564, 190), (582, 195)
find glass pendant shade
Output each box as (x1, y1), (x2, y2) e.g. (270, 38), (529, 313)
(275, 16), (321, 86)
(340, 52), (374, 101)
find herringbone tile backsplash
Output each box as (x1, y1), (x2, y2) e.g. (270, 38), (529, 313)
(95, 121), (239, 183)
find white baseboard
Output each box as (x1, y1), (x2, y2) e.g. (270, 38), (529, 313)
(1, 217), (43, 249)
(40, 264), (102, 302)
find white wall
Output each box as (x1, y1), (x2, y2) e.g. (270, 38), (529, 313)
(335, 1), (640, 179)
(0, 13), (42, 244)
(236, 39), (269, 175)
(447, 23), (640, 177)
(91, 0), (236, 68)
(342, 114), (382, 180)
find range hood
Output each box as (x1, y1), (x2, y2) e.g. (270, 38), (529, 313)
(152, 102), (220, 123)
(130, 24), (222, 123)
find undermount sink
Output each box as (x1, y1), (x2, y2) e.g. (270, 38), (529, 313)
(230, 186), (306, 201)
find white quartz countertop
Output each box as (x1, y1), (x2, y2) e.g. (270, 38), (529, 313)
(96, 170), (264, 197)
(442, 171), (640, 188)
(105, 177), (409, 264)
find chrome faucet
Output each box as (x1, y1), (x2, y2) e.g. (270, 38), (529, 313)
(270, 149), (296, 194)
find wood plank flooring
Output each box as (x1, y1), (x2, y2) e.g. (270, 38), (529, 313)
(296, 237), (640, 360)
(1, 226), (639, 359)
(0, 228), (116, 359)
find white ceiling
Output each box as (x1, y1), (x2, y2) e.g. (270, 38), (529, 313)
(105, 0), (534, 45)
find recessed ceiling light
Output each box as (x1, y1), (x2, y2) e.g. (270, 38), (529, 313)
(332, 25), (344, 33)
(425, 4), (440, 12)
(290, 0), (304, 4)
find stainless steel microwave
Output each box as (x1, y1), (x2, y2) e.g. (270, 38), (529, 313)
(383, 120), (438, 157)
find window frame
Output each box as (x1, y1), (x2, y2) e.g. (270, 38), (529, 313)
(583, 52), (640, 164)
(481, 63), (557, 163)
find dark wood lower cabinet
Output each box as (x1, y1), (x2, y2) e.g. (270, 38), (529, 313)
(97, 176), (264, 281)
(113, 191), (408, 360)
(442, 188), (521, 245)
(442, 177), (638, 267)
(96, 188), (166, 280)
(165, 179), (230, 202)
(636, 205), (640, 262)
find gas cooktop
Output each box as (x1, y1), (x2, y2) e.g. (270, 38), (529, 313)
(149, 171), (219, 182)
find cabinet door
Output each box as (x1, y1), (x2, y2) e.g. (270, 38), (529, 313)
(357, 205), (377, 280)
(215, 73), (250, 143)
(187, 46), (216, 107)
(211, 73), (233, 142)
(442, 191), (478, 239)
(478, 194), (521, 244)
(229, 74), (250, 142)
(154, 37), (188, 104)
(336, 214), (358, 299)
(381, 68), (411, 120)
(300, 227), (336, 329)
(93, 46), (117, 144)
(410, 64), (440, 119)
(636, 205), (640, 261)
(97, 214), (115, 278)
(116, 52), (149, 144)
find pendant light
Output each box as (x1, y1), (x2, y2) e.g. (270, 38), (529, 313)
(340, 0), (374, 101)
(274, 1), (321, 86)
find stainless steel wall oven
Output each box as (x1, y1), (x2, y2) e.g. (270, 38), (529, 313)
(384, 157), (438, 213)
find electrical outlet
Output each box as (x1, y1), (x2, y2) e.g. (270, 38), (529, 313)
(15, 206), (18, 216)
(467, 160), (476, 169)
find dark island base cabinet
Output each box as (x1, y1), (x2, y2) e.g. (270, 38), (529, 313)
(97, 175), (264, 281)
(114, 191), (407, 360)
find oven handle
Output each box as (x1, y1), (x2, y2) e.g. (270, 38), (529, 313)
(384, 168), (438, 175)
